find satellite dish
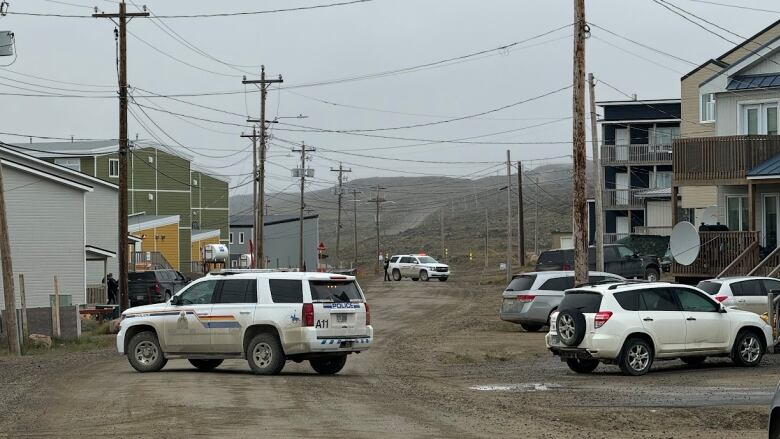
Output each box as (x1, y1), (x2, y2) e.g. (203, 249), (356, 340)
(701, 206), (720, 225)
(670, 221), (700, 266)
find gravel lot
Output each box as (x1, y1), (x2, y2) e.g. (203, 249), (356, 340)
(0, 275), (776, 438)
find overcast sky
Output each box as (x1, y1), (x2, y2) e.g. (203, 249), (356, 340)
(0, 0), (777, 194)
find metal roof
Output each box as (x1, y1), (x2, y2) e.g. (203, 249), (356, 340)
(10, 140), (119, 155)
(748, 154), (780, 179)
(727, 73), (780, 91)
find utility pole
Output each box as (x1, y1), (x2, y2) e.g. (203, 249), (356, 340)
(293, 142), (315, 270)
(589, 73), (604, 272)
(517, 161), (525, 267)
(0, 161), (20, 355)
(94, 2), (149, 312)
(572, 0), (588, 285)
(244, 66), (283, 268)
(506, 150), (512, 282)
(330, 163), (351, 268)
(351, 188), (361, 268)
(240, 127), (260, 267)
(367, 186), (387, 273)
(534, 174), (539, 255)
(440, 208), (445, 261)
(484, 208), (489, 268)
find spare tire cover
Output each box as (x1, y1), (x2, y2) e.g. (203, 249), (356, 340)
(556, 309), (586, 347)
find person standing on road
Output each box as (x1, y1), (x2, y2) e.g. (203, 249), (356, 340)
(383, 257), (391, 281)
(105, 273), (118, 304)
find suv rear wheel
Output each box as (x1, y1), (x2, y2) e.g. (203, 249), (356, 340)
(619, 338), (653, 376)
(644, 267), (660, 282)
(247, 332), (286, 375)
(189, 359), (223, 371)
(420, 270), (429, 281)
(309, 355), (347, 374)
(392, 269), (401, 281)
(732, 330), (764, 367)
(566, 358), (599, 374)
(127, 331), (167, 373)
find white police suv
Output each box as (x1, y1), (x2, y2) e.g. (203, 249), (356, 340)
(117, 270), (373, 375)
(388, 254), (450, 282)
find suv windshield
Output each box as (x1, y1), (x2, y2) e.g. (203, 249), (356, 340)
(506, 275), (537, 292)
(309, 280), (364, 303)
(697, 281), (722, 295)
(559, 291), (602, 313)
(418, 256), (437, 264)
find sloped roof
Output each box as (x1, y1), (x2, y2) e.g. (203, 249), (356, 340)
(748, 154), (780, 179)
(727, 73), (780, 90)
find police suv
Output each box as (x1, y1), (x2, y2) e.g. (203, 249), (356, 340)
(388, 254), (450, 281)
(117, 270), (373, 375)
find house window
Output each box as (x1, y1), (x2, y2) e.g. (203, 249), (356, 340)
(700, 93), (716, 122)
(239, 232), (244, 244)
(740, 103), (778, 135)
(652, 171), (672, 189)
(229, 232), (233, 244)
(727, 196), (748, 231)
(108, 158), (119, 178)
(649, 126), (680, 146)
(54, 158), (81, 172)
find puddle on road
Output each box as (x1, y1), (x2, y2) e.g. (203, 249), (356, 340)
(469, 383), (562, 392)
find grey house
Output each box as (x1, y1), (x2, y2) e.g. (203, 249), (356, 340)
(229, 214), (320, 270)
(0, 145), (119, 308)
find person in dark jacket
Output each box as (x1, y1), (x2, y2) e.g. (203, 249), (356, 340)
(383, 258), (391, 281)
(105, 273), (118, 304)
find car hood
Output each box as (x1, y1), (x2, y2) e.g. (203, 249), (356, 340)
(123, 302), (168, 316)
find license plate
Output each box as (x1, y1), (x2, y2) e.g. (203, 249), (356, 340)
(339, 341), (353, 348)
(335, 314), (347, 323)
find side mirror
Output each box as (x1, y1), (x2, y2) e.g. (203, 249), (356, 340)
(170, 295), (181, 306)
(718, 304), (727, 313)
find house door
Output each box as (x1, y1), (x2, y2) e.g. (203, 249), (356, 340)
(615, 172), (629, 206)
(616, 215), (629, 238)
(615, 128), (629, 161)
(764, 195), (779, 249)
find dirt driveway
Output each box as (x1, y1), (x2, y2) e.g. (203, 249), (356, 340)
(0, 276), (777, 438)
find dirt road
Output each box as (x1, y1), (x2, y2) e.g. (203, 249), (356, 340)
(0, 276), (777, 438)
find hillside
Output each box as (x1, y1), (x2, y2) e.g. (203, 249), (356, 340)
(230, 162), (591, 271)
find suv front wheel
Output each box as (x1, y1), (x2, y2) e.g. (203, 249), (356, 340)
(392, 269), (401, 281)
(619, 338), (654, 376)
(644, 267), (660, 282)
(420, 270), (429, 281)
(247, 332), (286, 375)
(127, 331), (167, 373)
(732, 330), (764, 367)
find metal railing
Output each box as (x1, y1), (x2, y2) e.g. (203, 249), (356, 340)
(603, 189), (646, 208)
(673, 135), (780, 182)
(633, 226), (673, 236)
(603, 233), (629, 244)
(601, 144), (673, 165)
(130, 251), (173, 271)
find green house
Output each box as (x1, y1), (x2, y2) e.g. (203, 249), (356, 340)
(21, 140), (229, 272)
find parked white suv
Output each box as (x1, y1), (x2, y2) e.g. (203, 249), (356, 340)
(697, 276), (780, 315)
(388, 254), (449, 282)
(546, 281), (772, 376)
(117, 270), (373, 375)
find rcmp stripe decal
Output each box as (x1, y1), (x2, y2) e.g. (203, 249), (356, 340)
(124, 310), (242, 328)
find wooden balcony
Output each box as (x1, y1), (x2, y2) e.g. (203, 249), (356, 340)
(601, 144), (673, 165)
(603, 188), (646, 209)
(673, 135), (780, 183)
(671, 231), (759, 278)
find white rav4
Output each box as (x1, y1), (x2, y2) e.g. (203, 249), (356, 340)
(546, 281), (773, 376)
(117, 270), (373, 375)
(388, 254), (450, 282)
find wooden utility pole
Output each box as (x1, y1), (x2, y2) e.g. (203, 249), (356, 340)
(517, 161), (525, 267)
(440, 208), (445, 261)
(484, 208), (489, 268)
(534, 175), (539, 255)
(351, 188), (361, 268)
(293, 142), (315, 270)
(505, 150), (512, 282)
(240, 127), (261, 268)
(330, 163), (351, 269)
(572, 0), (588, 285)
(0, 160), (20, 355)
(244, 66), (283, 268)
(589, 73), (604, 272)
(52, 276), (61, 339)
(94, 2), (149, 312)
(18, 274), (27, 341)
(367, 186), (387, 274)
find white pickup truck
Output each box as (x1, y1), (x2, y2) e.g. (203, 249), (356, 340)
(117, 270), (373, 375)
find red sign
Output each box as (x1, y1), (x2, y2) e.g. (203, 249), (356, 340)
(317, 241), (327, 251)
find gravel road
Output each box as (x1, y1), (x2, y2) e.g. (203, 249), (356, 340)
(0, 276), (777, 438)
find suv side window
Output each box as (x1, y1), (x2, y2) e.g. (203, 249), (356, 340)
(616, 245), (634, 258)
(614, 290), (642, 311)
(389, 256), (400, 263)
(179, 280), (218, 305)
(603, 247), (619, 261)
(640, 288), (680, 311)
(762, 279), (780, 296)
(539, 276), (574, 291)
(216, 279), (257, 304)
(400, 257), (413, 263)
(734, 279), (765, 296)
(411, 258), (420, 264)
(269, 279), (303, 303)
(673, 288), (718, 312)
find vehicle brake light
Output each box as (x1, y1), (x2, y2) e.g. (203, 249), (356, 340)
(516, 294), (535, 303)
(562, 264), (571, 270)
(594, 311), (613, 329)
(330, 275), (347, 280)
(365, 303), (371, 325)
(714, 295), (728, 303)
(303, 303), (314, 327)
(154, 281), (161, 294)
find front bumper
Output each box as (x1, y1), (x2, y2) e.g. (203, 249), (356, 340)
(428, 270), (449, 278)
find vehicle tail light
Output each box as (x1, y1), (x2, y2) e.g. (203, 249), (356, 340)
(516, 294), (536, 303)
(365, 303), (371, 325)
(154, 281), (161, 294)
(594, 311), (613, 329)
(303, 303), (314, 327)
(562, 264), (571, 270)
(714, 295), (728, 303)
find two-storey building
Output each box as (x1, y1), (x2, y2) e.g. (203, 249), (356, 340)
(597, 99), (680, 242)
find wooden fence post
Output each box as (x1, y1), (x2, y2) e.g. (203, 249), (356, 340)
(19, 273), (27, 341)
(52, 275), (61, 339)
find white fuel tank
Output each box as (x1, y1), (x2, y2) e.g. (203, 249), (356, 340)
(204, 244), (229, 262)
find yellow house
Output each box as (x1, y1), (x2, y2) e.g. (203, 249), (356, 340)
(128, 214), (181, 270)
(191, 229), (221, 263)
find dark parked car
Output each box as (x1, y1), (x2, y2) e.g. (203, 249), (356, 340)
(128, 269), (189, 307)
(615, 235), (671, 272)
(535, 244), (661, 281)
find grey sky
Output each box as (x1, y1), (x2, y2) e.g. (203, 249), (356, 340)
(0, 0), (776, 194)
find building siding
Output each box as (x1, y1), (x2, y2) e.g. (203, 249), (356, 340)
(646, 201), (672, 230)
(156, 150), (190, 191)
(0, 168), (86, 308)
(680, 186), (718, 208)
(229, 217), (320, 270)
(743, 50), (780, 75)
(84, 185), (119, 285)
(681, 63), (720, 138)
(715, 89), (780, 135)
(133, 222), (180, 270)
